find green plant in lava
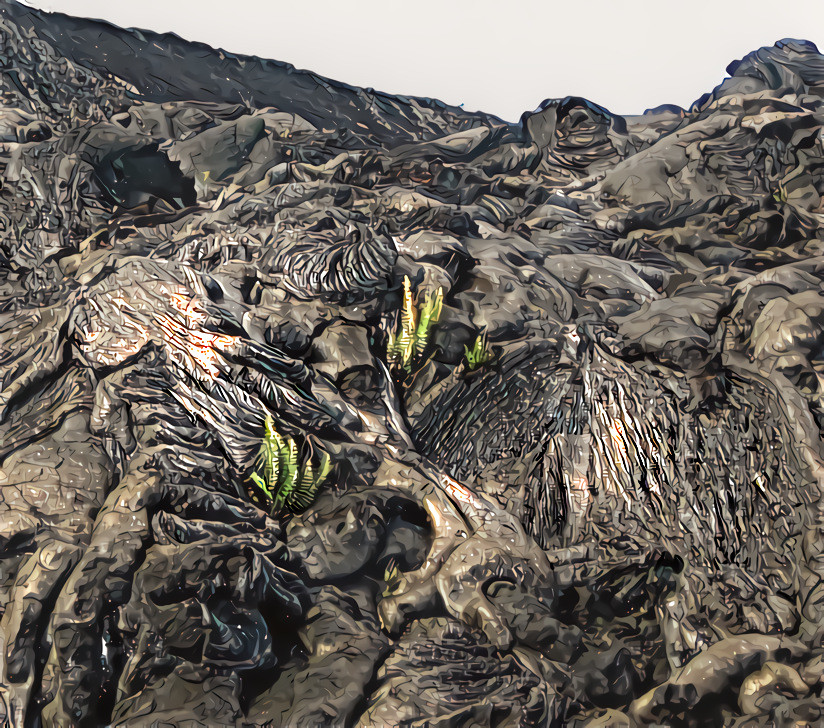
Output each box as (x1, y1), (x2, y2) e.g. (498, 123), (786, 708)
(386, 275), (444, 375)
(772, 182), (788, 204)
(464, 330), (492, 371)
(382, 558), (402, 598)
(250, 414), (332, 514)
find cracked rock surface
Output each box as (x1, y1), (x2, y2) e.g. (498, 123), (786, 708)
(2, 2), (824, 725)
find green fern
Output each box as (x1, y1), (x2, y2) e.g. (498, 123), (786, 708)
(250, 415), (331, 514)
(261, 417), (282, 486)
(291, 452), (330, 511)
(386, 275), (443, 375)
(464, 331), (492, 371)
(415, 287), (443, 356)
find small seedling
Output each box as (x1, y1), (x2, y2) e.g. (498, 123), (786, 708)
(464, 331), (492, 371)
(382, 558), (401, 597)
(250, 415), (332, 514)
(772, 184), (788, 204)
(386, 275), (443, 375)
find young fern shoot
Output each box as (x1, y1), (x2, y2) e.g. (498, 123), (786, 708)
(250, 414), (331, 514)
(464, 330), (492, 371)
(387, 275), (443, 375)
(415, 284), (443, 357)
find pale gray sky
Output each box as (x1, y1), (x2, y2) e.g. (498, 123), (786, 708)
(22, 0), (824, 121)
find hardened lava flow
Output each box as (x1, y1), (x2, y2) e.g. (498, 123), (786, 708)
(1, 2), (824, 725)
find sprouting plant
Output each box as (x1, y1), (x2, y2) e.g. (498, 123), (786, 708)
(250, 415), (332, 514)
(464, 330), (492, 371)
(382, 558), (401, 597)
(386, 275), (444, 375)
(415, 282), (443, 357)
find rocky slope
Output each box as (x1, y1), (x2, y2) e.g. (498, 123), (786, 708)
(1, 2), (824, 726)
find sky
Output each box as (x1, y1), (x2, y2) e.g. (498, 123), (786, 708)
(21, 0), (824, 122)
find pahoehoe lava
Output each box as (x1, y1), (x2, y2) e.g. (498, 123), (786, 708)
(1, 2), (824, 726)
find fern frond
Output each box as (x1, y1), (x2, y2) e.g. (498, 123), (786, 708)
(385, 277), (445, 375)
(265, 440), (281, 489)
(256, 416), (281, 494)
(315, 452), (332, 488)
(384, 560), (399, 584)
(271, 426), (288, 486)
(396, 325), (414, 369)
(382, 558), (401, 597)
(464, 331), (491, 371)
(250, 471), (274, 501)
(288, 460), (315, 511)
(252, 416), (330, 515)
(402, 335), (416, 372)
(386, 330), (398, 364)
(415, 286), (443, 356)
(268, 435), (290, 511)
(281, 437), (299, 494)
(288, 450), (333, 512)
(400, 275), (416, 338)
